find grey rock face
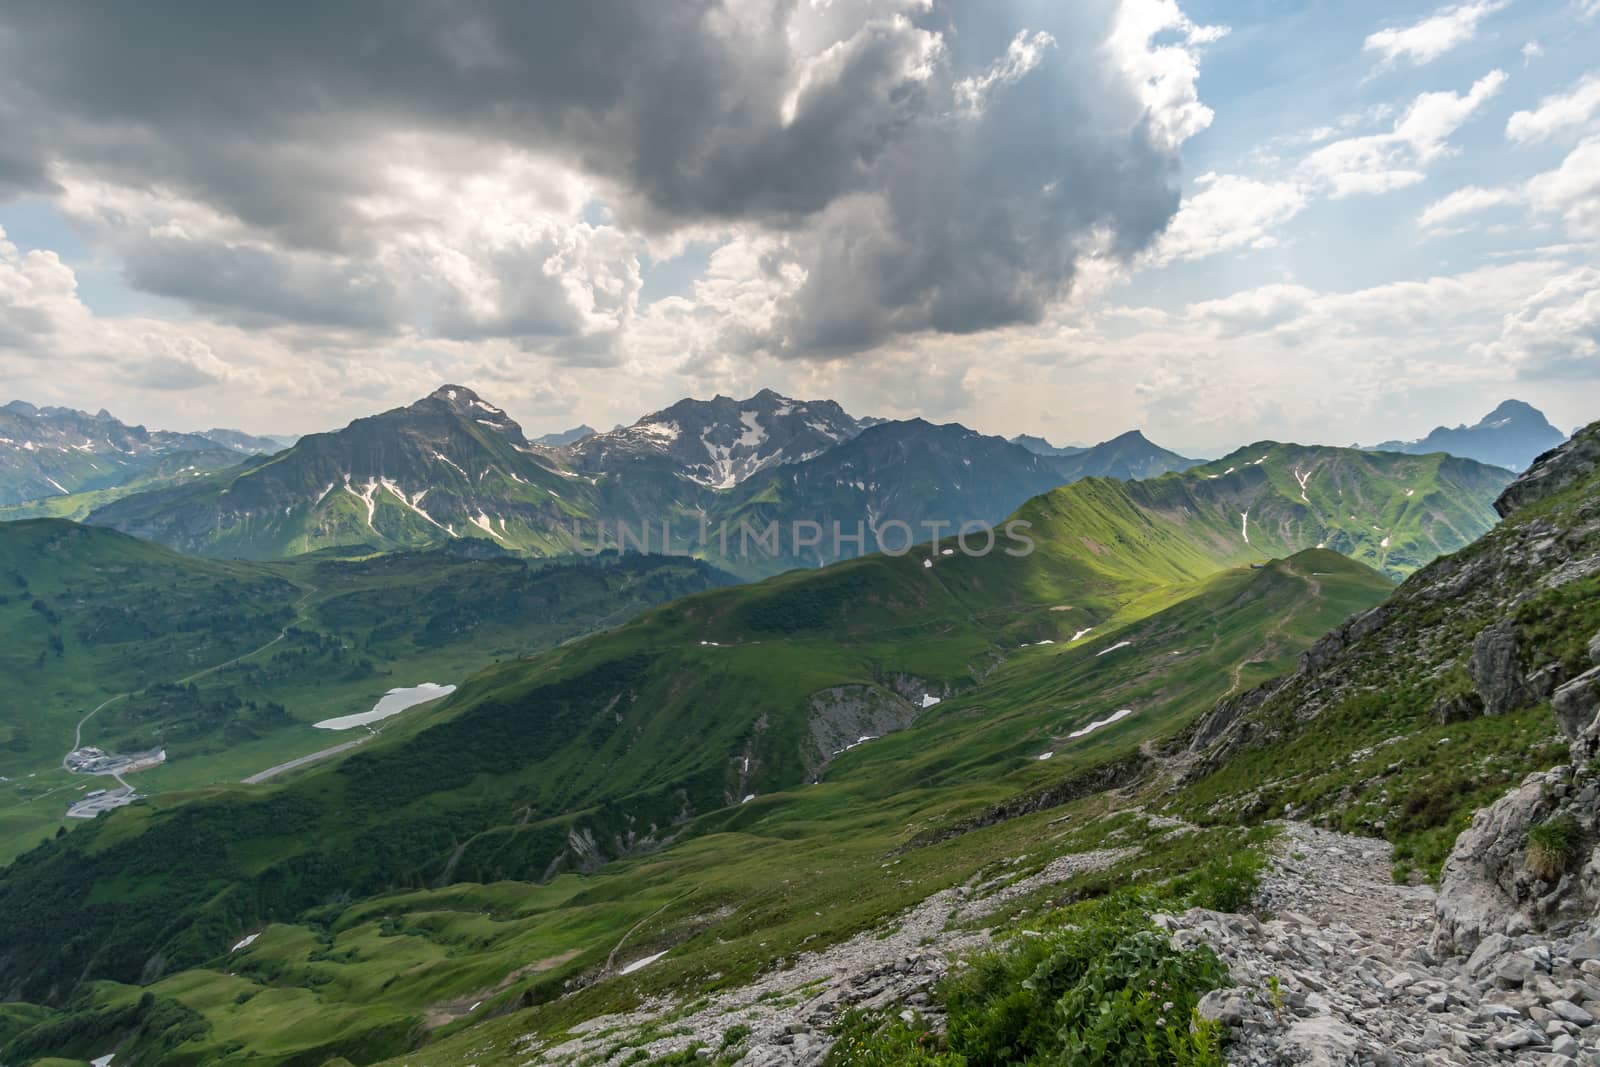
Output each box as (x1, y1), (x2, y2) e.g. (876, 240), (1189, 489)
(1495, 423), (1600, 517)
(1554, 666), (1600, 747)
(804, 685), (921, 778)
(1469, 621), (1535, 716)
(1432, 772), (1560, 958)
(1434, 761), (1600, 963)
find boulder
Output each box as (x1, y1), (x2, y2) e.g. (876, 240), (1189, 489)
(1196, 990), (1256, 1027)
(1526, 661), (1569, 701)
(1432, 772), (1557, 957)
(1279, 1015), (1364, 1067)
(1554, 666), (1600, 747)
(1431, 690), (1484, 725)
(1469, 621), (1534, 716)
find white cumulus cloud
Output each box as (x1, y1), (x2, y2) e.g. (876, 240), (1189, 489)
(1148, 174), (1307, 264)
(1363, 1), (1507, 68)
(1301, 70), (1507, 198)
(1418, 184), (1524, 228)
(1507, 73), (1600, 145)
(1526, 138), (1600, 238)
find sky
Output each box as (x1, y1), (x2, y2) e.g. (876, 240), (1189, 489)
(0, 0), (1596, 453)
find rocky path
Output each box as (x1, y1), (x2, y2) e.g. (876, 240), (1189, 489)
(507, 820), (1600, 1065)
(515, 847), (1133, 1066)
(1165, 822), (1600, 1065)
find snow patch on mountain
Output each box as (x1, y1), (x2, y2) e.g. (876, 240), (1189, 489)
(343, 477), (382, 529)
(470, 512), (509, 543)
(431, 451), (468, 479)
(1067, 707), (1136, 739)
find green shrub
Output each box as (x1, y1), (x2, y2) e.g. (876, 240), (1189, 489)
(1527, 816), (1580, 882)
(825, 1011), (962, 1065)
(1160, 850), (1264, 913)
(941, 896), (1228, 1067)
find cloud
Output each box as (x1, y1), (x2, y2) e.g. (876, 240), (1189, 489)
(1105, 0), (1227, 151)
(1418, 184), (1523, 228)
(1187, 284), (1318, 336)
(0, 229), (84, 348)
(1526, 138), (1600, 237)
(1165, 74), (1509, 259)
(1506, 73), (1600, 145)
(1300, 70), (1507, 197)
(1148, 174), (1307, 264)
(1476, 266), (1600, 377)
(1178, 261), (1574, 349)
(1363, 1), (1507, 68)
(1419, 135), (1600, 237)
(713, 0), (1227, 356)
(122, 335), (231, 390)
(938, 257), (1587, 451)
(954, 29), (1055, 113)
(0, 0), (1225, 362)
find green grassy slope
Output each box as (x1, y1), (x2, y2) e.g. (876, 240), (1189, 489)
(1169, 422), (1600, 879)
(0, 522), (733, 866)
(0, 429), (1547, 1067)
(0, 432), (1512, 1064)
(0, 548), (1392, 1066)
(1142, 442), (1511, 579)
(329, 434), (1555, 1067)
(0, 455), (1400, 1059)
(0, 519), (301, 778)
(0, 447), (249, 522)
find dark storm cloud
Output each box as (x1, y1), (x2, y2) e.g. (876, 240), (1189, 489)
(0, 0), (1198, 353)
(121, 238), (405, 331)
(779, 14), (1184, 352)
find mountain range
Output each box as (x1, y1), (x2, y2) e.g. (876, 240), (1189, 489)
(58, 386), (1508, 580)
(1370, 398), (1567, 471)
(0, 401), (300, 521)
(562, 388), (868, 489)
(0, 394), (1590, 1064)
(531, 424), (598, 447)
(0, 446), (1404, 1012)
(0, 401), (238, 507)
(1010, 432), (1087, 457)
(191, 427), (299, 454)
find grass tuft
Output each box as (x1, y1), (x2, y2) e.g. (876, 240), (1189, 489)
(1526, 816), (1580, 882)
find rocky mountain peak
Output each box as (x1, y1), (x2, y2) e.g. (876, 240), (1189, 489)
(419, 383), (487, 412)
(1482, 398), (1541, 422)
(568, 389), (867, 488)
(1493, 422), (1599, 517)
(401, 384), (527, 441)
(1375, 400), (1567, 472)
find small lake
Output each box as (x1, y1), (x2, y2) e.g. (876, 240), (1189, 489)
(313, 683), (456, 730)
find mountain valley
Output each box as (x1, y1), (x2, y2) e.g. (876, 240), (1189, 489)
(0, 393), (1591, 1067)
